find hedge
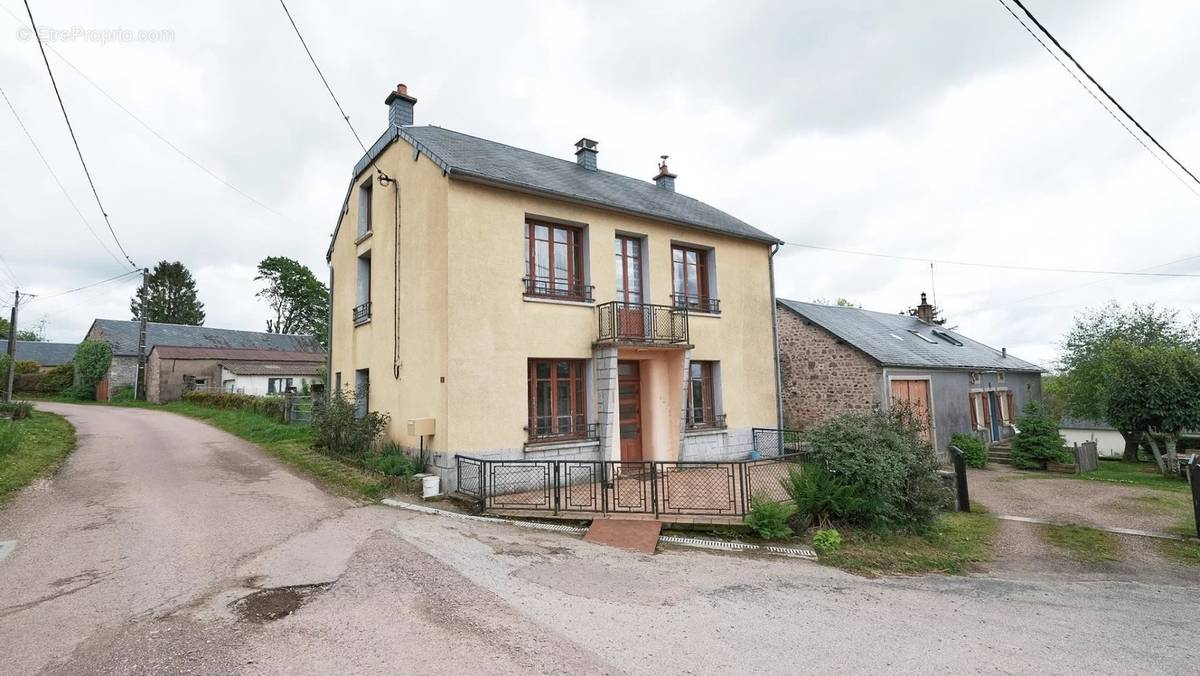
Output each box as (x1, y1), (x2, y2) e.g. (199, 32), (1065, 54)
(13, 363), (75, 395)
(181, 390), (285, 420)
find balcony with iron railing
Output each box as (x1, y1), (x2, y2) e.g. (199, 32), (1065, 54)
(352, 301), (372, 326)
(596, 301), (689, 346)
(523, 276), (594, 303)
(671, 293), (720, 315)
(527, 413), (599, 444)
(685, 408), (727, 432)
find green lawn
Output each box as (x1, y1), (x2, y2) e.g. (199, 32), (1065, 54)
(1157, 538), (1200, 566)
(0, 411), (76, 502)
(131, 402), (391, 500)
(816, 510), (998, 576)
(1077, 460), (1190, 493)
(1037, 523), (1121, 563)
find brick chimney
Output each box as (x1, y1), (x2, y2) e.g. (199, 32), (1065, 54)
(653, 155), (676, 192)
(915, 292), (934, 324)
(575, 138), (598, 171)
(385, 83), (417, 128)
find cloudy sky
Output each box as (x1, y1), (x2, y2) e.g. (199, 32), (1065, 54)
(1, 0), (1197, 367)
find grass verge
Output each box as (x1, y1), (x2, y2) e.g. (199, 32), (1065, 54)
(1076, 460), (1189, 493)
(1156, 538), (1200, 566)
(816, 510), (998, 577)
(1036, 524), (1121, 563)
(133, 402), (391, 500)
(0, 411), (76, 503)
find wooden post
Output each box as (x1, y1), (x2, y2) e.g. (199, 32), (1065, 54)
(1189, 456), (1200, 539)
(950, 445), (970, 513)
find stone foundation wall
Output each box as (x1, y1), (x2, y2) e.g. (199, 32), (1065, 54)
(679, 426), (755, 462)
(777, 310), (882, 430)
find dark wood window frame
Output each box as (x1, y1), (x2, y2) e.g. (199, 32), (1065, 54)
(524, 220), (590, 302)
(672, 244), (718, 313)
(615, 235), (643, 305)
(528, 358), (589, 442)
(686, 360), (724, 430)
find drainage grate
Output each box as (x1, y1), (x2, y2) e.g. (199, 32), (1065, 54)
(658, 535), (757, 551)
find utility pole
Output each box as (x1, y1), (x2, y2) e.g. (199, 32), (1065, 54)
(135, 267), (148, 401)
(4, 290), (20, 403)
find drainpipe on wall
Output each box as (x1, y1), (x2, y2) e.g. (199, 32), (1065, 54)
(769, 243), (784, 430)
(326, 264), (334, 402)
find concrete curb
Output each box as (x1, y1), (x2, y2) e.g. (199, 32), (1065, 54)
(381, 498), (818, 560)
(995, 514), (1198, 542)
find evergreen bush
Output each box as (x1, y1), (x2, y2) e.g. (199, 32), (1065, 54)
(1010, 401), (1068, 470)
(950, 433), (988, 469)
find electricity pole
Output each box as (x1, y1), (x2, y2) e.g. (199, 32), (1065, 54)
(4, 290), (22, 403)
(135, 267), (148, 401)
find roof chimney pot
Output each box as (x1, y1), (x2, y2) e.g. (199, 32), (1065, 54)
(575, 138), (598, 171)
(915, 292), (935, 324)
(385, 83), (417, 128)
(653, 155), (677, 191)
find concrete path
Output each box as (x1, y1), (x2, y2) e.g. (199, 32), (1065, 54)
(2, 403), (1198, 674)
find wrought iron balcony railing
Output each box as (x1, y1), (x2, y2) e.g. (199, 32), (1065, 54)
(523, 276), (594, 303)
(527, 414), (599, 443)
(671, 293), (720, 314)
(685, 409), (727, 431)
(352, 301), (372, 325)
(596, 301), (689, 345)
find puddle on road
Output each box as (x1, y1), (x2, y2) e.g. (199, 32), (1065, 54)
(230, 583), (330, 623)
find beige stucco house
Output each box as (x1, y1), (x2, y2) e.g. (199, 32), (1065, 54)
(327, 84), (783, 491)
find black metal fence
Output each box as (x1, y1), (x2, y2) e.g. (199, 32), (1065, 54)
(596, 301), (689, 345)
(751, 428), (809, 457)
(455, 452), (807, 518)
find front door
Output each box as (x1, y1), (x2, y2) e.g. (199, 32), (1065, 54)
(617, 360), (643, 462)
(890, 378), (933, 442)
(987, 391), (1001, 442)
(614, 236), (644, 339)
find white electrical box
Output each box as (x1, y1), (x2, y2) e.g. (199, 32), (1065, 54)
(407, 417), (436, 437)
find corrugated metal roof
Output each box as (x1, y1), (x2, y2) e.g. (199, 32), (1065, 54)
(220, 361), (323, 376)
(777, 299), (1044, 373)
(87, 319), (325, 357)
(0, 340), (78, 366)
(334, 125), (780, 249)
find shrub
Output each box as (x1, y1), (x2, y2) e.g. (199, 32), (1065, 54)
(1010, 401), (1068, 470)
(110, 385), (135, 403)
(0, 421), (19, 455)
(311, 390), (390, 455)
(182, 390), (285, 420)
(72, 341), (113, 400)
(802, 407), (952, 530)
(812, 528), (843, 554)
(782, 464), (872, 529)
(951, 433), (987, 469)
(367, 447), (423, 477)
(744, 494), (796, 540)
(0, 401), (33, 420)
(13, 363), (74, 395)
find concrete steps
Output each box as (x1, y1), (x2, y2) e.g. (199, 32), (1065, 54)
(988, 441), (1013, 465)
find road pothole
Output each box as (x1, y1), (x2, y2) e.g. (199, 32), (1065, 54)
(230, 583), (331, 623)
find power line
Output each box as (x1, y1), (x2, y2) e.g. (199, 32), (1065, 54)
(22, 0), (136, 269)
(784, 241), (1200, 277)
(998, 0), (1200, 197)
(0, 82), (127, 269)
(0, 251), (19, 288)
(25, 268), (142, 304)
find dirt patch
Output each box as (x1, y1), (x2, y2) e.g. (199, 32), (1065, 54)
(230, 583), (331, 623)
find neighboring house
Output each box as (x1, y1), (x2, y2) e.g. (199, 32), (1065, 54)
(776, 295), (1044, 459)
(0, 339), (77, 371)
(1059, 417), (1125, 459)
(145, 345), (326, 402)
(327, 84), (783, 491)
(83, 319), (324, 401)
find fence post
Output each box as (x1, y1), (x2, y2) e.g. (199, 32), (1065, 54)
(1189, 455), (1199, 539)
(949, 445), (970, 513)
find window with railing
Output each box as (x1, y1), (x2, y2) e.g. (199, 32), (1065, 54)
(686, 360), (725, 430)
(528, 359), (593, 442)
(355, 252), (371, 325)
(672, 245), (718, 313)
(525, 220), (589, 301)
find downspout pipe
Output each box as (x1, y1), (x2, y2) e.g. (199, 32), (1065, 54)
(769, 243), (784, 432)
(326, 263), (334, 401)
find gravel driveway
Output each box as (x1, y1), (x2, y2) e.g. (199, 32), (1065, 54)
(2, 404), (1198, 674)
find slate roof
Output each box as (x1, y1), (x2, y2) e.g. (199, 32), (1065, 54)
(330, 124), (780, 255)
(86, 319), (325, 357)
(151, 346), (325, 362)
(777, 299), (1044, 373)
(0, 340), (78, 366)
(1059, 417), (1116, 431)
(220, 361), (324, 376)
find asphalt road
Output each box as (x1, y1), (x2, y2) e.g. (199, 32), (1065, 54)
(1, 403), (1197, 674)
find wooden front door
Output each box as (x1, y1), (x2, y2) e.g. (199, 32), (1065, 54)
(614, 236), (645, 339)
(890, 378), (933, 442)
(617, 360), (643, 462)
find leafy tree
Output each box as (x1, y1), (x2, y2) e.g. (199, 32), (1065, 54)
(0, 317), (40, 341)
(69, 340), (112, 400)
(130, 261), (206, 325)
(1104, 342), (1200, 476)
(1010, 401), (1067, 470)
(1057, 302), (1199, 461)
(254, 256), (329, 342)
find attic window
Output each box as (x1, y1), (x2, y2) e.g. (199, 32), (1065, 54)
(932, 330), (964, 347)
(907, 330), (938, 344)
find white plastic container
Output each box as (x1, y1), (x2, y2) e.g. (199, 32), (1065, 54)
(421, 474), (440, 499)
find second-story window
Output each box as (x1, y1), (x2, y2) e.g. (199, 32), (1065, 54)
(357, 178), (373, 239)
(525, 220), (589, 301)
(672, 245), (718, 313)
